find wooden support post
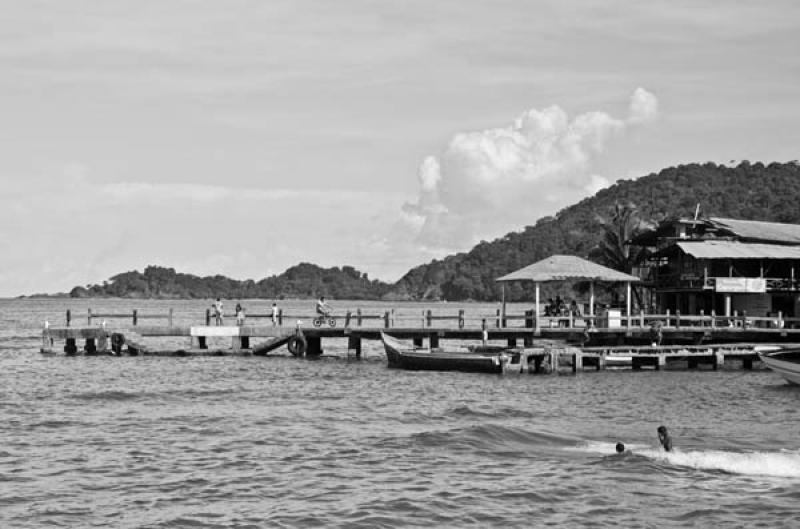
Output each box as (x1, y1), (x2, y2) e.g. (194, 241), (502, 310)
(206, 308), (211, 326)
(711, 310), (716, 328)
(656, 354), (665, 371)
(742, 310), (748, 329)
(519, 352), (530, 374)
(306, 336), (322, 356)
(42, 328), (53, 353)
(232, 336), (241, 351)
(198, 336), (207, 349)
(626, 281), (632, 331)
(384, 311), (391, 328)
(532, 355), (544, 373)
(345, 311), (352, 327)
(524, 334), (533, 347)
(675, 310), (681, 330)
(501, 283), (506, 329)
(168, 308), (174, 327)
(535, 282), (541, 334)
(133, 309), (138, 326)
(507, 338), (517, 347)
(97, 334), (108, 353)
(241, 336), (250, 349)
(426, 310), (432, 327)
(665, 309), (670, 328)
(496, 309), (501, 328)
(66, 309), (72, 327)
(458, 309), (465, 329)
(714, 350), (723, 370)
(348, 335), (362, 357)
(64, 338), (77, 355)
(549, 349), (558, 374)
(743, 357), (754, 370)
(639, 309), (645, 328)
(356, 308), (362, 326)
(632, 356), (642, 370)
(430, 334), (439, 349)
(279, 309), (284, 326)
(572, 350), (583, 373)
(413, 337), (423, 348)
(597, 353), (606, 371)
(84, 338), (96, 355)
(87, 308), (92, 326)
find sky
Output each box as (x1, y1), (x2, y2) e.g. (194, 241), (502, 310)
(1, 0), (799, 296)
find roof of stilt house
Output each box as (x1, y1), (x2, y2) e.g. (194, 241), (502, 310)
(496, 255), (640, 283)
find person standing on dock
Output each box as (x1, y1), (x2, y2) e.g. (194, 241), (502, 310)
(214, 298), (224, 326)
(235, 303), (245, 326)
(271, 302), (279, 326)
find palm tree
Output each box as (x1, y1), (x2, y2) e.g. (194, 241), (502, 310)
(591, 202), (651, 273)
(589, 202), (653, 307)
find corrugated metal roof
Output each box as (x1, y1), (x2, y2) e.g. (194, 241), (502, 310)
(496, 255), (640, 283)
(677, 241), (800, 259)
(710, 217), (800, 244)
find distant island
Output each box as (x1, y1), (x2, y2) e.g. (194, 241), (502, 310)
(45, 160), (800, 302)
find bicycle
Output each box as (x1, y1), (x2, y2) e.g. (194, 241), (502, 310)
(313, 310), (337, 328)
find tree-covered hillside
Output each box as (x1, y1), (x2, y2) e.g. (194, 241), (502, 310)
(389, 161), (800, 301)
(68, 263), (391, 300)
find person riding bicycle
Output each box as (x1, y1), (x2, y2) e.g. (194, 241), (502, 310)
(316, 296), (332, 317)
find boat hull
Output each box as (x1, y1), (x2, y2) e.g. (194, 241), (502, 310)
(381, 333), (506, 374)
(759, 350), (800, 385)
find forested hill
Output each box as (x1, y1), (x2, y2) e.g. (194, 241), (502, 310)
(67, 263), (392, 300)
(388, 160), (800, 301)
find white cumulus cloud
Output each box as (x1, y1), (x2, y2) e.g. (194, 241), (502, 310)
(403, 88), (658, 251)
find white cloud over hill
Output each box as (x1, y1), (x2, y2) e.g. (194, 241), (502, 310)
(402, 88), (659, 251)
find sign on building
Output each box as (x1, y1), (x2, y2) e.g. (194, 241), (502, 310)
(715, 277), (767, 293)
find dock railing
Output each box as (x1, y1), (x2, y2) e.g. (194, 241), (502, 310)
(70, 307), (800, 332)
(75, 308), (175, 327)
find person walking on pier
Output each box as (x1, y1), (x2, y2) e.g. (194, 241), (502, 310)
(271, 302), (279, 326)
(214, 298), (224, 326)
(235, 303), (245, 326)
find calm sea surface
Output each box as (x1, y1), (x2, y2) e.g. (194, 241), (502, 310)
(1, 298), (799, 528)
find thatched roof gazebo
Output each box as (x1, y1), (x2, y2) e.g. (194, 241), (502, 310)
(496, 255), (640, 331)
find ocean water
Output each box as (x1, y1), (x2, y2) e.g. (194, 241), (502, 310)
(2, 298), (800, 528)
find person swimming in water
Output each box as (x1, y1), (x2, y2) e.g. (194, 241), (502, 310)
(615, 442), (625, 453)
(657, 425), (672, 452)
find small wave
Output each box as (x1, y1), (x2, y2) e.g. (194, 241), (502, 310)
(640, 448), (800, 478)
(411, 423), (574, 452)
(164, 388), (237, 398)
(446, 405), (535, 420)
(71, 390), (143, 401)
(573, 441), (800, 478)
(28, 419), (87, 429)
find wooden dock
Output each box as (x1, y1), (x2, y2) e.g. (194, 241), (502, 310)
(37, 307), (800, 372)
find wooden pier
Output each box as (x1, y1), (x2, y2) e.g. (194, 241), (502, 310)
(38, 307), (800, 372)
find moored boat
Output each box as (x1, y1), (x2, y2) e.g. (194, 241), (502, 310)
(380, 332), (521, 374)
(758, 347), (800, 385)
